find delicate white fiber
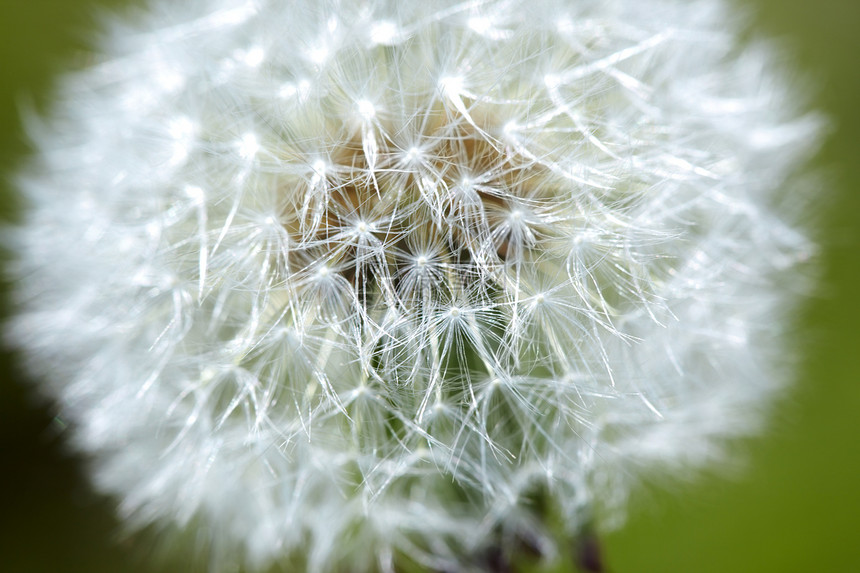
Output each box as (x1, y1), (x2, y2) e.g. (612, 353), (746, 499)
(7, 0), (819, 570)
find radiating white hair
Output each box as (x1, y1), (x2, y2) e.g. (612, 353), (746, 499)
(6, 0), (820, 571)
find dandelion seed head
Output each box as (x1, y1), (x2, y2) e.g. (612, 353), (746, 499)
(6, 0), (821, 571)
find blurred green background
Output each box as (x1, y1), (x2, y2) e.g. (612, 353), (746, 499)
(1, 0), (858, 571)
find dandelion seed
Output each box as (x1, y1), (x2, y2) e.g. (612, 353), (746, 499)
(6, 0), (821, 571)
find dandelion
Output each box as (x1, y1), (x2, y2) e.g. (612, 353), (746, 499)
(6, 0), (820, 571)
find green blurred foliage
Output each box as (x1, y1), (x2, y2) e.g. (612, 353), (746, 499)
(1, 1), (858, 571)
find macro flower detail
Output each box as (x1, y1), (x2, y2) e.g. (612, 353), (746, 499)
(7, 0), (819, 571)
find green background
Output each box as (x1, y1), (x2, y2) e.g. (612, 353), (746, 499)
(1, 1), (858, 571)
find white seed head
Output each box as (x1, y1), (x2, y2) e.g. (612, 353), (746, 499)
(6, 0), (820, 571)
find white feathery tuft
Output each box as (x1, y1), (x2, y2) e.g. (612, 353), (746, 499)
(6, 0), (820, 571)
